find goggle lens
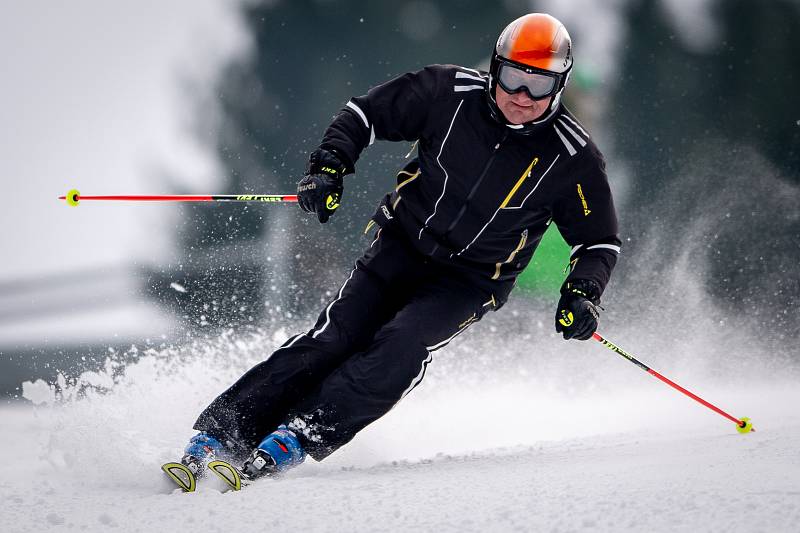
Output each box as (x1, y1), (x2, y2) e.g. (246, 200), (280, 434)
(497, 63), (557, 99)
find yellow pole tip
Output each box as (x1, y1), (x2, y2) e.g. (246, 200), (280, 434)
(65, 189), (80, 206)
(736, 417), (754, 434)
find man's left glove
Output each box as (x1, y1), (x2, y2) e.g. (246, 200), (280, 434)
(297, 148), (347, 224)
(555, 279), (601, 341)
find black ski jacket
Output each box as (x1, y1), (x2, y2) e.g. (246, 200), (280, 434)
(320, 64), (620, 303)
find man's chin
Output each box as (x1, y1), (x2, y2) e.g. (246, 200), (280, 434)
(503, 109), (546, 125)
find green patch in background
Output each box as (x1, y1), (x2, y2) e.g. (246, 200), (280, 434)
(516, 224), (569, 298)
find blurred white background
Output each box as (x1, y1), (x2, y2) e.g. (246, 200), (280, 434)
(0, 1), (249, 345)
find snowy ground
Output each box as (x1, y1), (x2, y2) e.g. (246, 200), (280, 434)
(2, 314), (799, 532)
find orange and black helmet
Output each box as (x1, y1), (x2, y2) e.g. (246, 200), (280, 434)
(487, 13), (573, 133)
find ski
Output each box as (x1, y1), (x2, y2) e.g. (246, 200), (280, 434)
(208, 460), (248, 491)
(161, 462), (197, 492)
(161, 460), (249, 493)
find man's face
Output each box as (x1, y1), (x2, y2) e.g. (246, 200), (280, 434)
(495, 85), (553, 125)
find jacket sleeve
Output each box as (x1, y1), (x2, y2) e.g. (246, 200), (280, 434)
(551, 147), (621, 297)
(319, 66), (444, 173)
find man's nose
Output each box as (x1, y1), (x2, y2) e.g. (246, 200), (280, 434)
(511, 91), (535, 105)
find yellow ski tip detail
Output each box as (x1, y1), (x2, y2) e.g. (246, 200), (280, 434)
(161, 462), (196, 492)
(736, 417), (754, 434)
(65, 189), (81, 206)
(208, 460), (243, 491)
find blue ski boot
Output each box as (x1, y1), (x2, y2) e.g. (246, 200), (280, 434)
(241, 425), (306, 479)
(181, 432), (223, 476)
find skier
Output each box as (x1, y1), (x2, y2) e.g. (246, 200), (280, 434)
(175, 13), (621, 484)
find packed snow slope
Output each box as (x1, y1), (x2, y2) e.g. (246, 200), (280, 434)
(2, 296), (799, 533)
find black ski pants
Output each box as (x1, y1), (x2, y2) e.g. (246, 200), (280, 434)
(194, 228), (499, 460)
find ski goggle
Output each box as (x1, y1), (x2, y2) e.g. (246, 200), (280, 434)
(496, 61), (561, 100)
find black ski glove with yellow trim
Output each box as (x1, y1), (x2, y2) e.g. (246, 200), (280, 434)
(555, 279), (601, 341)
(297, 148), (347, 224)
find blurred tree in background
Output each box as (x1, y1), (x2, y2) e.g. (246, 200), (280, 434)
(611, 0), (800, 341)
(614, 0), (799, 194)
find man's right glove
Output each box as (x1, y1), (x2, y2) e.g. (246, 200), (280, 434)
(297, 148), (347, 224)
(555, 279), (601, 341)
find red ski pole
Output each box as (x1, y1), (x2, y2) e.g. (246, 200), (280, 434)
(59, 189), (298, 206)
(592, 332), (754, 433)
